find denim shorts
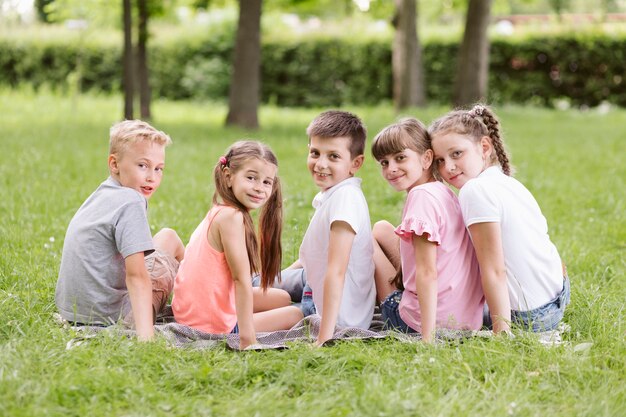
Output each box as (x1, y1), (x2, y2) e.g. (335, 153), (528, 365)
(231, 323), (239, 334)
(380, 290), (417, 333)
(300, 283), (316, 317)
(483, 277), (570, 332)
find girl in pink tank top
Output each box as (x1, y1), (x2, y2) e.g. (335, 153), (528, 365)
(172, 141), (303, 349)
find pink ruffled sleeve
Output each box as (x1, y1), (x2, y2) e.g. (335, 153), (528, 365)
(394, 187), (442, 245)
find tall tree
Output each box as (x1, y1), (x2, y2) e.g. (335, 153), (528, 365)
(35, 0), (55, 23)
(392, 0), (425, 110)
(453, 0), (492, 107)
(122, 0), (134, 120)
(137, 0), (151, 119)
(225, 0), (262, 129)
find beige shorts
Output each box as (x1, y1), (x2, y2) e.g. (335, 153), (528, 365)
(122, 249), (179, 326)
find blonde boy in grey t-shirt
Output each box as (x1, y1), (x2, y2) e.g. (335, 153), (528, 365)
(55, 120), (184, 341)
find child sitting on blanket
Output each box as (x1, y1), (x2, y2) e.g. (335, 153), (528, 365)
(429, 104), (569, 333)
(270, 110), (377, 346)
(56, 120), (185, 341)
(172, 141), (302, 350)
(371, 118), (484, 343)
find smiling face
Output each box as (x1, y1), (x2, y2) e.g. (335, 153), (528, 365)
(431, 132), (492, 189)
(307, 136), (363, 191)
(225, 157), (277, 210)
(108, 139), (165, 199)
(378, 148), (433, 192)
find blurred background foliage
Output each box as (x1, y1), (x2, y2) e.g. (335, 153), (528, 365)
(0, 0), (624, 108)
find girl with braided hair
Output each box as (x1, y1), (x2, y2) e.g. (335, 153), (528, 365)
(429, 104), (569, 334)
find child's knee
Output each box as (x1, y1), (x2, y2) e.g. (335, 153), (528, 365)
(372, 220), (394, 240)
(288, 305), (304, 322)
(274, 288), (292, 306)
(154, 228), (185, 260)
(156, 227), (181, 243)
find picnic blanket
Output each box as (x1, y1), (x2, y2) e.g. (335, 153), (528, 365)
(60, 307), (566, 350)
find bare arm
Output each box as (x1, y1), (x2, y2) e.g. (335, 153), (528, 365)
(286, 259), (302, 269)
(125, 252), (154, 341)
(317, 221), (356, 346)
(218, 209), (257, 349)
(412, 234), (438, 343)
(468, 222), (511, 333)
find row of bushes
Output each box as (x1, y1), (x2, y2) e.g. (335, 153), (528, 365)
(1, 32), (624, 107)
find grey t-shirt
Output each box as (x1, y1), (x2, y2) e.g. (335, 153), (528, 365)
(55, 177), (155, 324)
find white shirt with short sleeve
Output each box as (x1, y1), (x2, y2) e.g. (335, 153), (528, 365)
(459, 166), (563, 311)
(299, 177), (376, 329)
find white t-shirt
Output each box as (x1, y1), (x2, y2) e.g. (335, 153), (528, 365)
(459, 166), (563, 311)
(299, 177), (375, 329)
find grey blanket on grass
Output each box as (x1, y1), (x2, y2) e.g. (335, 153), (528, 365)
(63, 309), (484, 350)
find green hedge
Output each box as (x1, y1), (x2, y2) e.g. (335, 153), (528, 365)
(1, 32), (624, 107)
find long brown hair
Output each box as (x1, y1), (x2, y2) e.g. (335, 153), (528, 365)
(428, 104), (513, 175)
(212, 141), (283, 290)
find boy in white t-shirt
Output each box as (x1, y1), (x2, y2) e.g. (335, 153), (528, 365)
(286, 110), (376, 345)
(252, 111), (377, 343)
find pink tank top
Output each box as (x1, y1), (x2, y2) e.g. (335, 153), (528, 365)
(172, 206), (237, 333)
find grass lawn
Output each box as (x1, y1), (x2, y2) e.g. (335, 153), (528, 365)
(0, 90), (624, 416)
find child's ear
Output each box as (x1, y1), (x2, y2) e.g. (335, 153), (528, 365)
(422, 149), (434, 170)
(350, 155), (364, 175)
(480, 136), (494, 159)
(223, 167), (233, 188)
(108, 154), (119, 175)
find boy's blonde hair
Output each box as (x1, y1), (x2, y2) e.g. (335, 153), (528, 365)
(109, 120), (172, 156)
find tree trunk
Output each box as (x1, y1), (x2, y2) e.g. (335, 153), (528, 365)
(225, 0), (262, 129)
(392, 0), (426, 110)
(453, 0), (492, 107)
(122, 0), (134, 120)
(137, 0), (151, 120)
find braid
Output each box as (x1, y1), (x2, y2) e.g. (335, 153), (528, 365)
(478, 106), (512, 176)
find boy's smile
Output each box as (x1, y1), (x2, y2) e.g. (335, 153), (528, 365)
(307, 136), (362, 191)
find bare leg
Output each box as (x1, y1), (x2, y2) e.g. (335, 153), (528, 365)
(144, 228), (185, 317)
(252, 287), (291, 313)
(252, 268), (307, 302)
(153, 228), (185, 262)
(373, 221), (401, 269)
(253, 306), (304, 331)
(372, 221), (401, 303)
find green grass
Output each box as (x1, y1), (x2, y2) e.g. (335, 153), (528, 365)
(0, 89), (624, 416)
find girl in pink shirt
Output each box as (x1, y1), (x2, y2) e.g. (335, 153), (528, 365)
(371, 119), (484, 342)
(172, 141), (303, 349)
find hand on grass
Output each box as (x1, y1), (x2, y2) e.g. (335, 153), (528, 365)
(239, 336), (258, 350)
